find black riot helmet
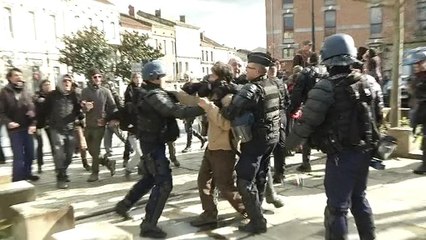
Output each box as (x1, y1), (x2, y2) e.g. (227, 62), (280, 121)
(320, 33), (360, 66)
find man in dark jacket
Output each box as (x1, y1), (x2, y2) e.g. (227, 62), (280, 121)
(407, 47), (426, 174)
(115, 60), (204, 238)
(41, 74), (83, 189)
(0, 68), (38, 182)
(34, 79), (54, 173)
(288, 53), (328, 172)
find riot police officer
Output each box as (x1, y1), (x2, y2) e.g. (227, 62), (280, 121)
(408, 47), (426, 174)
(288, 53), (328, 173)
(287, 34), (377, 240)
(114, 60), (204, 238)
(222, 52), (281, 233)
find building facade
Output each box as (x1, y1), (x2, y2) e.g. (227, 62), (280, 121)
(265, 0), (426, 72)
(136, 10), (177, 83)
(200, 33), (239, 77)
(0, 0), (120, 91)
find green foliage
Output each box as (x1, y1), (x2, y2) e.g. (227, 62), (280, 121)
(114, 31), (164, 80)
(59, 27), (114, 79)
(59, 28), (163, 81)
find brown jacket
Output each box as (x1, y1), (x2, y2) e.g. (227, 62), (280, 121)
(172, 91), (233, 150)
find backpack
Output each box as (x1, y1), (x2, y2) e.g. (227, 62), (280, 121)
(309, 74), (380, 154)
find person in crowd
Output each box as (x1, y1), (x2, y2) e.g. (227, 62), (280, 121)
(293, 40), (314, 68)
(287, 33), (377, 240)
(41, 74), (83, 189)
(0, 68), (38, 182)
(181, 72), (207, 153)
(114, 60), (205, 238)
(363, 48), (383, 86)
(189, 62), (246, 227)
(81, 68), (119, 182)
(34, 79), (54, 173)
(407, 47), (426, 175)
(288, 53), (328, 173)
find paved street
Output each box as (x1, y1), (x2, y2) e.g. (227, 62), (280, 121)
(1, 127), (426, 240)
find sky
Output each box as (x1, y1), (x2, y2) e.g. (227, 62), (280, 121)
(111, 0), (266, 50)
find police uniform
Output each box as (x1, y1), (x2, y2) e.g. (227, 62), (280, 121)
(115, 60), (204, 239)
(223, 52), (281, 233)
(408, 47), (426, 174)
(287, 34), (377, 240)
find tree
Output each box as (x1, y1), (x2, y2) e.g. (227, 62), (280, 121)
(59, 26), (114, 79)
(113, 31), (163, 80)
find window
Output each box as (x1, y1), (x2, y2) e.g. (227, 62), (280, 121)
(99, 20), (105, 32)
(2, 7), (13, 38)
(109, 22), (116, 39)
(418, 1), (426, 35)
(172, 41), (176, 55)
(53, 67), (60, 83)
(283, 13), (294, 41)
(324, 10), (336, 37)
(282, 48), (294, 60)
(185, 62), (189, 72)
(370, 7), (382, 36)
(88, 17), (93, 26)
(163, 40), (167, 54)
(178, 62), (182, 73)
(28, 11), (36, 39)
(283, 0), (293, 9)
(201, 50), (205, 61)
(47, 15), (57, 41)
(324, 0), (336, 6)
(211, 52), (214, 62)
(206, 51), (209, 62)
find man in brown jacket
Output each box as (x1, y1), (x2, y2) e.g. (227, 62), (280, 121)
(189, 62), (245, 227)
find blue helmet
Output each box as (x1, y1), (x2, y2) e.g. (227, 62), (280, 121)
(320, 33), (360, 66)
(142, 60), (167, 81)
(404, 47), (426, 65)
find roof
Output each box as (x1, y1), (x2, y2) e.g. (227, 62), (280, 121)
(120, 13), (152, 31)
(136, 10), (176, 27)
(201, 35), (227, 49)
(93, 0), (113, 5)
(174, 20), (199, 30)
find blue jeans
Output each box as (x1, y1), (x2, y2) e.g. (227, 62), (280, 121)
(9, 130), (35, 181)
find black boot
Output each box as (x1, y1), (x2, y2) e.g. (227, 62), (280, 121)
(115, 199), (132, 219)
(413, 145), (426, 174)
(237, 179), (267, 233)
(106, 158), (116, 176)
(140, 220), (167, 238)
(81, 155), (91, 172)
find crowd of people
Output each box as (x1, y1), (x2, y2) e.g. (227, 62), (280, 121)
(0, 32), (425, 239)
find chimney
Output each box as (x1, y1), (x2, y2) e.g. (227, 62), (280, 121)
(128, 5), (135, 17)
(179, 15), (186, 23)
(155, 9), (161, 17)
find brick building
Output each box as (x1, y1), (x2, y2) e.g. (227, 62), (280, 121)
(265, 0), (426, 72)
